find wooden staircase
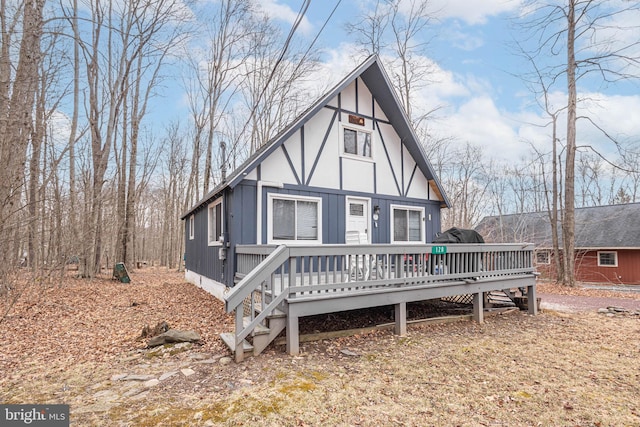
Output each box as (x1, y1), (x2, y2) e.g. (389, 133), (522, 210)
(220, 307), (286, 358)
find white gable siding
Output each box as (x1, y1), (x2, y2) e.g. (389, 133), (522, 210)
(342, 158), (375, 193)
(357, 79), (374, 117)
(376, 122), (403, 196)
(341, 81), (357, 111)
(406, 168), (430, 199)
(283, 131), (302, 180)
(373, 98), (388, 121)
(304, 108), (340, 188)
(252, 77), (438, 201)
(245, 169), (258, 180)
(260, 144), (299, 184)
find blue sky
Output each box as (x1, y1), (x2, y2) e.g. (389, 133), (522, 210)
(250, 0), (640, 164)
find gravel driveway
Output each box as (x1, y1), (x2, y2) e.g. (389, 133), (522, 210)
(538, 292), (640, 312)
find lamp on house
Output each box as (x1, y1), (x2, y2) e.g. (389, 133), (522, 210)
(373, 205), (380, 227)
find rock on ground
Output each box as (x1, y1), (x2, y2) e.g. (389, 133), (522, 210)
(147, 329), (201, 347)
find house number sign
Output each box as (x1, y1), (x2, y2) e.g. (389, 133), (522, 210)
(431, 246), (447, 255)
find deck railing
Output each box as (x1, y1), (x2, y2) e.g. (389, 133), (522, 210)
(225, 243), (535, 361)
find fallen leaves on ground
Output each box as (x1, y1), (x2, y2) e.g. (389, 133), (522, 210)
(1, 270), (639, 427)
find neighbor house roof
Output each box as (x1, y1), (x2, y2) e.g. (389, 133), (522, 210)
(182, 55), (450, 219)
(475, 203), (640, 249)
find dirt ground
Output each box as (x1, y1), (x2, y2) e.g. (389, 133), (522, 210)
(1, 269), (639, 426)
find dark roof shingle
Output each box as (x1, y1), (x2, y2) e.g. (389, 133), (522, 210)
(475, 203), (640, 249)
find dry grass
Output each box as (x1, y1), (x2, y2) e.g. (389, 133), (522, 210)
(1, 270), (639, 426)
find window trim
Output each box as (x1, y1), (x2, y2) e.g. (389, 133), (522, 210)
(207, 198), (223, 246)
(390, 204), (425, 244)
(267, 193), (322, 245)
(597, 251), (618, 267)
(340, 123), (374, 161)
(188, 215), (195, 240)
(535, 250), (550, 265)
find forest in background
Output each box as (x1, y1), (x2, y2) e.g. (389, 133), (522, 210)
(1, 0), (639, 287)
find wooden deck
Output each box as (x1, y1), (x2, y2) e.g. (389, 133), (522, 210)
(224, 243), (537, 362)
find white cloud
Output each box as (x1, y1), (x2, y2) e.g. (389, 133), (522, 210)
(437, 96), (525, 161)
(430, 0), (522, 25)
(253, 0), (314, 36)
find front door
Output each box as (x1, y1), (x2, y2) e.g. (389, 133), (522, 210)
(345, 197), (370, 243)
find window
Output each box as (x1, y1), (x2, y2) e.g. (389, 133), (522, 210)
(208, 199), (223, 246)
(391, 205), (424, 243)
(268, 194), (321, 244)
(598, 251), (617, 267)
(349, 203), (364, 216)
(342, 125), (372, 158)
(535, 251), (550, 264)
(188, 215), (195, 240)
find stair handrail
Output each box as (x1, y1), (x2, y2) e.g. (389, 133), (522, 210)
(224, 244), (290, 313)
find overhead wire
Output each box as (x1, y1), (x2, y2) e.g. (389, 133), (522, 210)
(224, 0), (344, 179)
(224, 0), (311, 168)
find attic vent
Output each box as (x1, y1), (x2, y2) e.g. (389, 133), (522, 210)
(348, 114), (365, 126)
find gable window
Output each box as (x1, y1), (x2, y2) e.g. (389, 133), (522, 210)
(391, 205), (424, 243)
(342, 125), (372, 158)
(189, 215), (195, 240)
(535, 250), (550, 264)
(268, 194), (321, 244)
(208, 199), (223, 246)
(597, 251), (617, 267)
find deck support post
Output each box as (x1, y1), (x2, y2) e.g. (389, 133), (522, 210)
(473, 292), (484, 323)
(235, 308), (244, 363)
(394, 302), (407, 336)
(286, 313), (299, 355)
(527, 284), (538, 315)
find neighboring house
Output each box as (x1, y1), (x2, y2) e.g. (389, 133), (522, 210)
(181, 55), (450, 300)
(475, 203), (640, 285)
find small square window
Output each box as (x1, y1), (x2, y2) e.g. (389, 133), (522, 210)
(597, 251), (617, 267)
(349, 203), (364, 216)
(343, 126), (372, 158)
(535, 251), (550, 264)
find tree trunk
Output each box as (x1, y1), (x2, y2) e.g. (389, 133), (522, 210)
(563, 0), (577, 287)
(0, 0), (45, 271)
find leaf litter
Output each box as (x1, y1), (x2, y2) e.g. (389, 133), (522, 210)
(0, 269), (639, 426)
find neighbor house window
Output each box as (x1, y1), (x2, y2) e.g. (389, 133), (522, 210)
(189, 215), (195, 240)
(391, 205), (424, 243)
(268, 194), (321, 244)
(536, 251), (550, 264)
(342, 125), (372, 158)
(208, 199), (223, 246)
(597, 251), (617, 267)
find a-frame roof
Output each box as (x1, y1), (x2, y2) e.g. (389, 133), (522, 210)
(475, 203), (640, 249)
(182, 55), (450, 219)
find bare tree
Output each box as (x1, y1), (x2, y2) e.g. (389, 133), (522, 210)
(347, 0), (437, 129)
(441, 142), (493, 229)
(183, 0), (253, 198)
(0, 0), (46, 272)
(519, 0), (640, 285)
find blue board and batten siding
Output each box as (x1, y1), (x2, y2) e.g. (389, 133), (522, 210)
(184, 181), (442, 288)
(184, 194), (229, 285)
(182, 56), (450, 292)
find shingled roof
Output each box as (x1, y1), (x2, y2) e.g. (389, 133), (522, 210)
(475, 203), (640, 249)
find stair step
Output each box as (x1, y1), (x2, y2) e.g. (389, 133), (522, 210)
(220, 332), (253, 353)
(255, 306), (286, 319)
(243, 317), (270, 336)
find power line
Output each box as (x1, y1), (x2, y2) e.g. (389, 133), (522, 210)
(225, 0), (312, 164)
